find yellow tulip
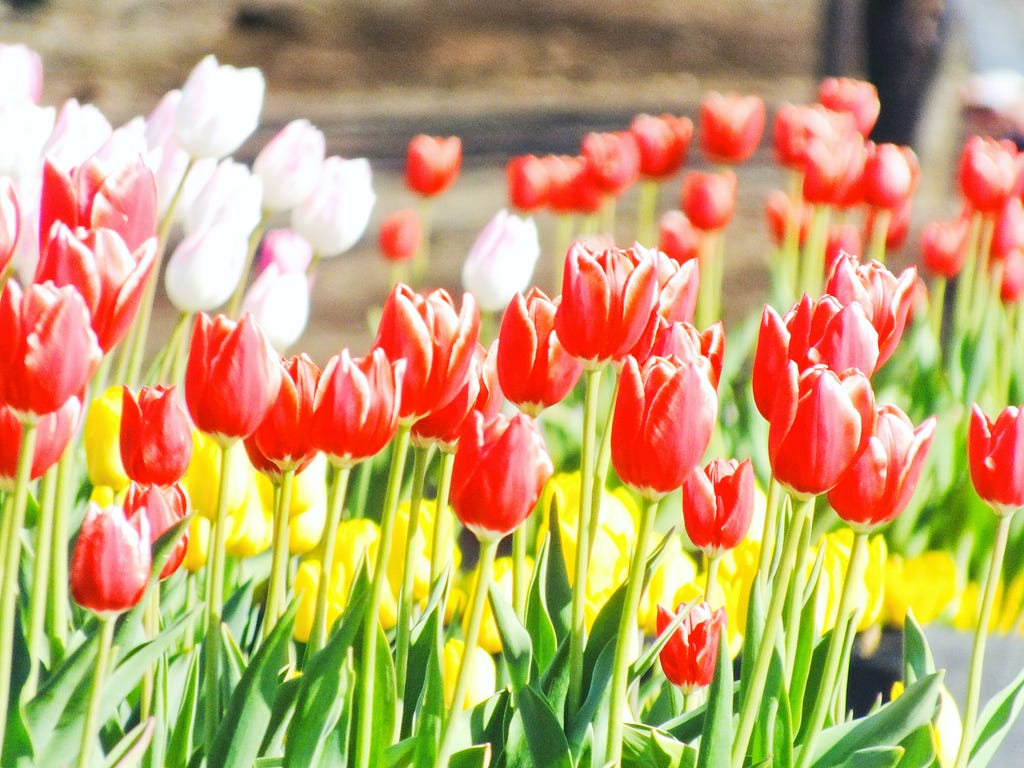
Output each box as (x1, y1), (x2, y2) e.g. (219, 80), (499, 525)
(639, 535), (699, 635)
(293, 557), (344, 643)
(388, 500), (433, 607)
(254, 453), (329, 520)
(891, 679), (961, 768)
(224, 479), (273, 557)
(442, 638), (496, 711)
(474, 556), (533, 654)
(709, 536), (760, 656)
(333, 518), (398, 629)
(83, 386), (129, 491)
(184, 433), (250, 520)
(884, 551), (957, 627)
(183, 514), (211, 573)
(952, 580), (1005, 633)
(289, 500), (326, 556)
(811, 530), (887, 634)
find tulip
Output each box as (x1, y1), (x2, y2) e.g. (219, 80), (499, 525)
(656, 601), (725, 692)
(580, 131), (641, 197)
(253, 119), (326, 212)
(968, 404), (1024, 515)
(802, 130), (866, 208)
(244, 354), (320, 480)
(0, 397), (81, 490)
(658, 210), (701, 264)
(120, 385), (193, 487)
(772, 103), (851, 170)
(497, 288), (584, 416)
(36, 224), (157, 352)
(682, 457), (755, 555)
(291, 156), (375, 258)
(239, 263), (311, 353)
(174, 54), (264, 159)
(649, 320), (725, 387)
(699, 91), (765, 164)
(311, 348), (404, 467)
(957, 136), (1018, 214)
(825, 223), (862, 272)
(920, 217), (969, 278)
(257, 228), (313, 274)
(817, 77), (881, 137)
(372, 284), (479, 421)
(378, 208), (422, 262)
(450, 411), (553, 540)
(764, 189), (810, 248)
(461, 209), (540, 313)
(630, 113), (693, 180)
(70, 502), (151, 615)
(183, 158), (263, 236)
(165, 223), (249, 314)
(1000, 248), (1024, 303)
(862, 143), (919, 210)
(184, 431), (251, 520)
(506, 154), (549, 212)
(768, 362), (876, 496)
(828, 405), (936, 530)
(555, 241), (659, 366)
(184, 312), (282, 444)
(442, 638), (497, 710)
(611, 355), (718, 499)
(84, 387), (129, 491)
(123, 481), (190, 580)
(992, 198), (1024, 259)
(680, 170), (738, 231)
(0, 43), (43, 105)
(0, 279), (102, 418)
(43, 99), (113, 171)
(405, 134), (462, 196)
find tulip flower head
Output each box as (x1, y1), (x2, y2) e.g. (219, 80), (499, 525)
(658, 210), (701, 265)
(817, 77), (881, 137)
(682, 457), (755, 556)
(120, 385), (193, 487)
(70, 501), (151, 616)
(506, 154), (551, 212)
(918, 216), (967, 280)
(969, 404), (1024, 516)
(461, 208), (540, 313)
(174, 54), (265, 159)
(699, 91), (766, 164)
(862, 143), (919, 210)
(378, 208), (422, 263)
(580, 130), (641, 197)
(630, 113), (693, 180)
(291, 156), (375, 259)
(680, 170), (738, 231)
(244, 354), (320, 481)
(124, 481), (190, 580)
(0, 43), (43, 105)
(957, 135), (1019, 214)
(0, 397), (81, 490)
(253, 118), (326, 212)
(656, 601), (725, 693)
(405, 134), (462, 197)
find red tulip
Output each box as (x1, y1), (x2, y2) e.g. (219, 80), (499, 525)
(124, 481), (190, 580)
(699, 91), (765, 164)
(958, 136), (1019, 214)
(120, 385), (193, 487)
(765, 190), (810, 248)
(450, 411), (553, 540)
(992, 198), (1024, 259)
(611, 355), (718, 499)
(244, 354), (320, 480)
(1000, 248), (1024, 303)
(682, 457), (755, 555)
(184, 312), (282, 445)
(506, 154), (550, 212)
(920, 217), (969, 278)
(70, 501), (151, 616)
(802, 130), (866, 208)
(372, 284), (479, 422)
(0, 180), (19, 277)
(581, 131), (641, 197)
(658, 210), (701, 264)
(630, 113), (693, 180)
(680, 170), (738, 231)
(649, 320), (725, 388)
(866, 196), (912, 251)
(862, 143), (919, 210)
(969, 404), (1024, 515)
(311, 347), (403, 468)
(825, 223), (863, 274)
(405, 134), (462, 197)
(0, 397), (81, 489)
(773, 103), (853, 170)
(628, 250), (701, 362)
(825, 253), (917, 368)
(656, 602), (725, 692)
(0, 279), (101, 418)
(768, 362), (876, 496)
(817, 77), (880, 137)
(828, 405), (936, 530)
(378, 208), (422, 263)
(496, 288), (582, 416)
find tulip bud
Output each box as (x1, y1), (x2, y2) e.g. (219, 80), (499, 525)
(581, 131), (641, 197)
(0, 43), (43, 105)
(378, 208), (422, 262)
(84, 387), (130, 491)
(120, 385), (193, 487)
(405, 134), (462, 196)
(968, 404), (1024, 515)
(174, 55), (264, 159)
(44, 98), (112, 171)
(240, 264), (311, 353)
(682, 458), (755, 555)
(818, 77), (881, 137)
(461, 209), (540, 313)
(630, 113), (693, 180)
(862, 143), (919, 210)
(658, 210), (701, 264)
(656, 601), (725, 692)
(183, 158), (263, 236)
(0, 397), (81, 491)
(253, 119), (326, 212)
(70, 502), (151, 616)
(506, 154), (550, 212)
(165, 223), (249, 313)
(291, 156), (375, 258)
(958, 136), (1019, 214)
(124, 482), (190, 580)
(244, 354), (320, 481)
(699, 91), (765, 164)
(920, 217), (969, 278)
(680, 170), (738, 231)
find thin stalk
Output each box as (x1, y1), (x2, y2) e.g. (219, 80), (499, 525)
(756, 476), (781, 588)
(47, 449), (75, 649)
(952, 513), (1015, 768)
(308, 463), (352, 657)
(952, 212), (984, 345)
(141, 589), (159, 720)
(800, 204), (832, 298)
(795, 530), (870, 768)
(635, 180), (660, 246)
(23, 463), (58, 698)
(354, 425), (412, 768)
(263, 468), (297, 643)
(567, 367), (604, 718)
(867, 207), (891, 264)
(155, 312), (192, 385)
(430, 451), (455, 585)
(704, 553), (722, 608)
(226, 211), (271, 318)
(0, 420), (38, 760)
(605, 494), (658, 764)
(731, 494), (814, 768)
(75, 616), (116, 768)
(777, 171), (805, 307)
(395, 445), (431, 698)
(586, 370), (620, 559)
(512, 524), (529, 621)
(783, 509), (813, 681)
(601, 195), (617, 239)
(696, 231), (720, 332)
(437, 537), (499, 765)
(929, 277), (947, 344)
(352, 450), (377, 519)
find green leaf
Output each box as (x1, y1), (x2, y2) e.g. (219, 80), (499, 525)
(773, 692), (794, 768)
(543, 505), (573, 641)
(362, 621), (397, 766)
(525, 540), (558, 671)
(895, 725), (935, 768)
(488, 583), (534, 692)
(568, 639), (615, 755)
(901, 610), (936, 688)
(208, 601), (298, 768)
(259, 676), (301, 758)
(968, 665), (1024, 768)
(104, 717), (155, 768)
(696, 630), (733, 768)
(383, 735), (418, 768)
(449, 743), (492, 768)
(845, 746), (905, 768)
(165, 649), (200, 768)
(401, 564), (448, 738)
(468, 688), (510, 759)
(622, 724), (691, 768)
(222, 578), (258, 653)
(507, 684), (572, 768)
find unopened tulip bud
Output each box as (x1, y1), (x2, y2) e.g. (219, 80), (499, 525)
(70, 502), (151, 616)
(174, 55), (264, 159)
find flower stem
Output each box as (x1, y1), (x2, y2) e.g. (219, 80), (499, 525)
(952, 513), (1015, 768)
(567, 367), (604, 718)
(226, 211), (271, 319)
(263, 468), (296, 643)
(395, 445), (431, 700)
(354, 425), (411, 768)
(756, 475), (780, 588)
(867, 207), (891, 264)
(586, 369), (620, 559)
(731, 493), (814, 768)
(156, 312), (193, 386)
(23, 462), (58, 698)
(47, 449), (75, 650)
(794, 530), (870, 768)
(430, 451), (455, 585)
(704, 553), (723, 608)
(437, 536), (499, 765)
(0, 419), (38, 760)
(512, 523), (529, 621)
(308, 463), (352, 657)
(635, 180), (660, 247)
(75, 615), (116, 768)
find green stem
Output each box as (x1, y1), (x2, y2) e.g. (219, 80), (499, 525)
(203, 439), (238, 756)
(605, 494), (658, 765)
(704, 553), (722, 607)
(731, 494), (814, 768)
(867, 208), (891, 264)
(784, 508), (814, 681)
(0, 420), (38, 760)
(437, 537), (499, 765)
(308, 464), (352, 657)
(75, 616), (116, 768)
(777, 171), (804, 307)
(586, 370), (620, 559)
(953, 212), (983, 346)
(568, 367), (604, 718)
(635, 180), (660, 247)
(264, 468), (296, 643)
(794, 531), (870, 768)
(355, 425), (412, 768)
(395, 445), (431, 700)
(430, 451), (455, 585)
(601, 195), (617, 240)
(756, 476), (781, 588)
(47, 449), (75, 650)
(141, 589), (159, 720)
(952, 513), (1015, 768)
(968, 215), (997, 336)
(512, 524), (529, 622)
(226, 212), (271, 318)
(352, 449), (377, 519)
(929, 277), (947, 344)
(156, 312), (192, 386)
(23, 462), (58, 698)
(800, 204), (832, 298)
